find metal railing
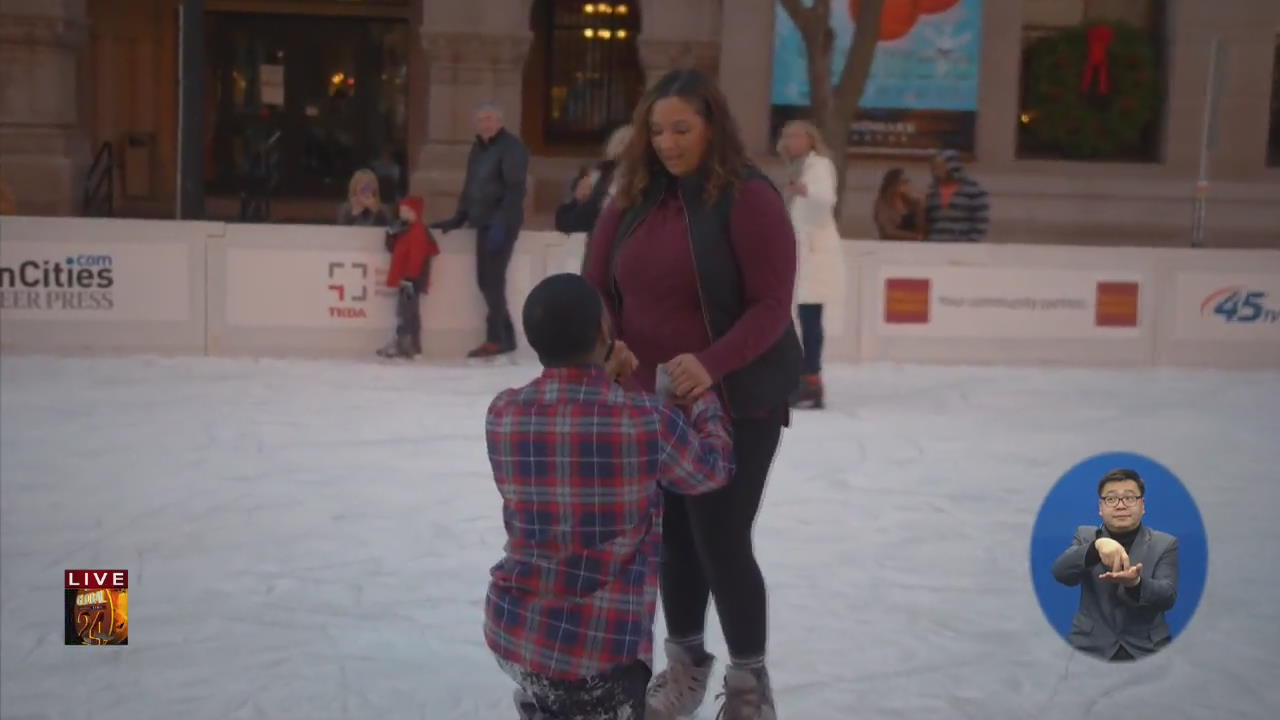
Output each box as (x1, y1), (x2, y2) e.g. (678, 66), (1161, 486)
(82, 141), (114, 217)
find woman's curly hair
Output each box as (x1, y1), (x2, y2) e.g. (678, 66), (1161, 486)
(613, 68), (749, 208)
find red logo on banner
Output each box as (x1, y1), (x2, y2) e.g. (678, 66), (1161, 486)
(885, 278), (931, 324)
(1095, 281), (1139, 327)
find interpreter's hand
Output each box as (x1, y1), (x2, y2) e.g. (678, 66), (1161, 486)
(664, 354), (712, 401)
(604, 340), (639, 383)
(1099, 563), (1143, 588)
(1094, 537), (1129, 572)
(794, 180), (808, 197)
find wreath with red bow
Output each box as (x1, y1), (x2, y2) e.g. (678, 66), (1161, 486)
(1021, 22), (1160, 159)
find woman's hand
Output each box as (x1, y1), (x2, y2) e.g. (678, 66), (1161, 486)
(604, 340), (639, 383)
(663, 354), (713, 400)
(793, 180), (808, 197)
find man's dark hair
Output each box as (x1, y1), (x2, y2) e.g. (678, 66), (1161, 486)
(522, 273), (604, 367)
(1098, 469), (1145, 497)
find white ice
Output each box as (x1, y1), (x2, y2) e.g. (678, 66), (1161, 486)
(2, 355), (1278, 720)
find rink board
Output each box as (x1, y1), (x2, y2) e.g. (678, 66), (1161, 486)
(1, 216), (1278, 368)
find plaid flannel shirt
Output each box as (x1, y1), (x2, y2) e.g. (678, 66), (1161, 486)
(484, 365), (733, 680)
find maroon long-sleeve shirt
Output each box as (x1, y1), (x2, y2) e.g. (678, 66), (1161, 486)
(583, 178), (797, 400)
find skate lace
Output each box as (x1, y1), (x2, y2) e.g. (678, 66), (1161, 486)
(647, 662), (705, 712)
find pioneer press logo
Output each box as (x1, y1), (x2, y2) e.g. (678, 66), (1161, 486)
(0, 254), (115, 311)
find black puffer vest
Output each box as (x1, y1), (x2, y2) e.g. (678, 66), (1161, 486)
(605, 167), (802, 418)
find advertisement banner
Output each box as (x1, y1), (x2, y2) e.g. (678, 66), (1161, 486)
(878, 266), (1143, 339)
(1174, 272), (1280, 342)
(0, 241), (190, 322)
(225, 247), (397, 329)
(771, 0), (983, 154)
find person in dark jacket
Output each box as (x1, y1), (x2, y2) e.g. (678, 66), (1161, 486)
(555, 124), (633, 235)
(922, 149), (989, 242)
(378, 196), (439, 359)
(429, 103), (529, 359)
(583, 68), (801, 720)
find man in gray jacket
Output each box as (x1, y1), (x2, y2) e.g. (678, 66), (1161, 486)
(431, 104), (529, 358)
(1052, 469), (1179, 662)
(922, 149), (989, 242)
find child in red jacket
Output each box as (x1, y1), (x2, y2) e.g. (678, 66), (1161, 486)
(378, 196), (439, 358)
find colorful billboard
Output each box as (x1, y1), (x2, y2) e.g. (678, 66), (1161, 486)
(771, 0), (983, 155)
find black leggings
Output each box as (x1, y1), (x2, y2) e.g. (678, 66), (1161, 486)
(661, 416), (783, 659)
(797, 303), (823, 375)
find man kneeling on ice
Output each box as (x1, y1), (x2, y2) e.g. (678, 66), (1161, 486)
(483, 273), (734, 719)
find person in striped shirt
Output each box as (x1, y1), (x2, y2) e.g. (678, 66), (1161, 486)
(484, 273), (734, 719)
(923, 149), (990, 242)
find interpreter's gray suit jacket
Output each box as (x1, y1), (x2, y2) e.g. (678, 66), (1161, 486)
(1051, 524), (1179, 660)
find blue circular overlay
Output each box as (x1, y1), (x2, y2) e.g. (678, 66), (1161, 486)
(1029, 452), (1208, 643)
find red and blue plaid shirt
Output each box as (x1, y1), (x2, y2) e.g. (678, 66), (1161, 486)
(483, 365), (733, 680)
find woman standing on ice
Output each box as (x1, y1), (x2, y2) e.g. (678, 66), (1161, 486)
(583, 68), (801, 720)
(777, 119), (846, 410)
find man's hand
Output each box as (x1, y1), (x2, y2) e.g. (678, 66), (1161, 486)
(1094, 538), (1129, 572)
(793, 180), (808, 197)
(664, 354), (712, 401)
(604, 340), (638, 383)
(1099, 563), (1143, 588)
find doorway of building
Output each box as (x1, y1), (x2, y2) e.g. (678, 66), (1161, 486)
(205, 12), (409, 213)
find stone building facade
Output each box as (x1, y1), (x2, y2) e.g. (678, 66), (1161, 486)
(2, 0), (1277, 247)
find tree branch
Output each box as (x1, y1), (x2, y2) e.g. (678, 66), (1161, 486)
(834, 0), (883, 120)
(777, 0), (812, 30)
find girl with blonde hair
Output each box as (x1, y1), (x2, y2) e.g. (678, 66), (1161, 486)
(777, 119), (846, 409)
(337, 168), (391, 226)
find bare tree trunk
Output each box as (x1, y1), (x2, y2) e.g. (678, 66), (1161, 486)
(780, 0), (884, 223)
(828, 1), (883, 220)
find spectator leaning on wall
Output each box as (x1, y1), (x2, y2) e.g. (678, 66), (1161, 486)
(923, 150), (989, 242)
(430, 103), (529, 360)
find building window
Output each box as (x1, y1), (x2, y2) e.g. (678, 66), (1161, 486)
(205, 12), (410, 198)
(529, 1), (643, 148)
(1269, 36), (1280, 167)
(1017, 0), (1166, 162)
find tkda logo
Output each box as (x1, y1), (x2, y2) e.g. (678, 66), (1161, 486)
(1201, 286), (1280, 324)
(0, 254), (115, 311)
(327, 261), (369, 319)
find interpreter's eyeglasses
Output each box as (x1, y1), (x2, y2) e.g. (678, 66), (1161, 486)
(1100, 495), (1143, 507)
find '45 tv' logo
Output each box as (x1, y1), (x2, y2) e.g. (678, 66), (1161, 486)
(1201, 287), (1280, 324)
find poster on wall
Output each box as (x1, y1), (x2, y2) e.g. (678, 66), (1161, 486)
(771, 0), (983, 155)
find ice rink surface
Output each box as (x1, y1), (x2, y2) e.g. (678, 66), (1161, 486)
(2, 355), (1278, 720)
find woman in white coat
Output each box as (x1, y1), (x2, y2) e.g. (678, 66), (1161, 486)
(778, 120), (845, 409)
